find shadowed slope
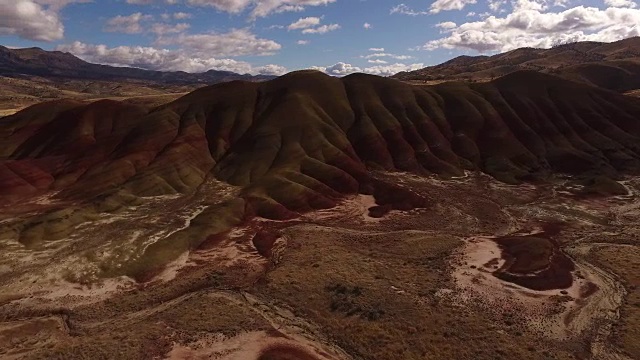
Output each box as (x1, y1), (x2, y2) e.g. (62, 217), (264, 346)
(2, 69), (640, 279)
(3, 70), (640, 215)
(394, 37), (640, 92)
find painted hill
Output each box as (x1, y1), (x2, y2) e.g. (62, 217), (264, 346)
(393, 37), (640, 92)
(2, 69), (640, 277)
(4, 69), (640, 208)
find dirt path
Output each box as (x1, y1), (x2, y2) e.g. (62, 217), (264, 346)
(449, 234), (632, 359)
(566, 243), (632, 360)
(163, 290), (351, 360)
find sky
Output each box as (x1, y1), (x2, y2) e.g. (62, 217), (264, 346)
(1, 0), (639, 76)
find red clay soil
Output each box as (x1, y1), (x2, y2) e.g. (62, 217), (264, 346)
(493, 231), (575, 291)
(258, 344), (323, 360)
(252, 230), (281, 258)
(197, 231), (230, 251)
(368, 179), (430, 218)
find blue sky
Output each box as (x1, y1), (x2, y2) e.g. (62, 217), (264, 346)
(1, 0), (639, 75)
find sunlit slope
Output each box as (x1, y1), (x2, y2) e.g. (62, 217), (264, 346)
(2, 70), (640, 217)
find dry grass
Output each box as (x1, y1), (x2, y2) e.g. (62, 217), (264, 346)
(255, 225), (575, 360)
(0, 75), (193, 116)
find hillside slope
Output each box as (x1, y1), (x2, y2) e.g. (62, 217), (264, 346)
(393, 37), (640, 92)
(0, 45), (273, 84)
(3, 70), (640, 212)
(0, 45), (274, 116)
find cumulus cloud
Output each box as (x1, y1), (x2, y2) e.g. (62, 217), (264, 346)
(150, 22), (190, 35)
(429, 0), (477, 13)
(363, 22), (372, 29)
(422, 2), (640, 53)
(323, 62), (361, 75)
(155, 28), (281, 57)
(297, 39), (309, 45)
(390, 4), (429, 16)
(488, 0), (506, 12)
(126, 0), (154, 4)
(310, 61), (424, 77)
(301, 23), (340, 34)
(363, 62), (424, 76)
(288, 16), (321, 30)
(391, 0), (476, 15)
(105, 13), (153, 34)
(436, 21), (457, 31)
(186, 0), (252, 13)
(255, 64), (287, 75)
(363, 52), (413, 60)
(172, 0), (335, 18)
(55, 41), (287, 75)
(55, 26), (282, 74)
(0, 0), (72, 41)
(284, 16), (339, 34)
(369, 47), (385, 51)
(368, 59), (387, 64)
(605, 0), (637, 8)
(173, 12), (192, 19)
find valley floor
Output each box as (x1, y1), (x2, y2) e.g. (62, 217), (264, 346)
(0, 171), (639, 360)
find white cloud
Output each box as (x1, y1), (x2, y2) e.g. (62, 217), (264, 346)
(390, 4), (429, 16)
(423, 4), (640, 52)
(150, 22), (190, 35)
(436, 21), (457, 31)
(364, 62), (424, 76)
(323, 62), (362, 75)
(429, 0), (477, 13)
(605, 0), (637, 8)
(297, 39), (309, 45)
(173, 12), (192, 19)
(488, 0), (506, 12)
(255, 64), (287, 75)
(155, 28), (281, 57)
(0, 0), (67, 41)
(56, 41), (286, 75)
(126, 0), (154, 4)
(185, 0), (252, 13)
(363, 22), (372, 29)
(182, 0), (335, 18)
(286, 15), (339, 34)
(288, 16), (321, 30)
(309, 61), (424, 77)
(391, 0), (476, 15)
(363, 52), (413, 60)
(369, 47), (384, 51)
(105, 12), (153, 34)
(252, 0), (336, 18)
(301, 23), (340, 34)
(368, 59), (387, 64)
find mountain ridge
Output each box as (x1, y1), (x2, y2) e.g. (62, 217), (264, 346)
(393, 37), (640, 93)
(0, 45), (274, 84)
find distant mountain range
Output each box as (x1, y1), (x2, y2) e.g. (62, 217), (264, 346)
(0, 45), (276, 116)
(0, 45), (274, 84)
(393, 37), (640, 93)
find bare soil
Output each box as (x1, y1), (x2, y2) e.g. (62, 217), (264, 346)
(0, 171), (638, 359)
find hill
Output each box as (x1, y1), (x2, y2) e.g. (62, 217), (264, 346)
(0, 45), (274, 116)
(0, 45), (273, 84)
(3, 69), (640, 228)
(393, 37), (640, 92)
(1, 70), (640, 359)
